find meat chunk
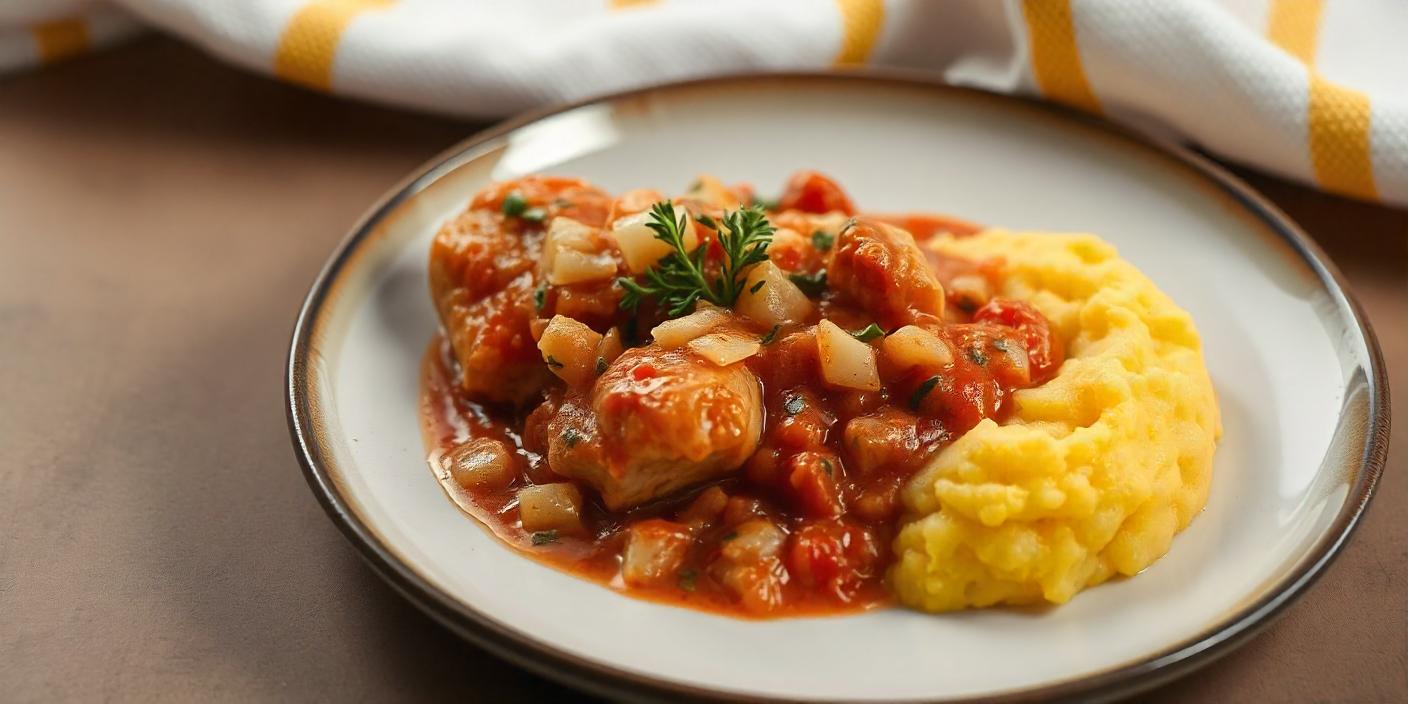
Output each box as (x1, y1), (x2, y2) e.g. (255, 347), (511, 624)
(828, 219), (945, 328)
(428, 176), (611, 403)
(546, 345), (763, 509)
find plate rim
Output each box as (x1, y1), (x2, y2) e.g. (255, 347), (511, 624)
(285, 71), (1390, 704)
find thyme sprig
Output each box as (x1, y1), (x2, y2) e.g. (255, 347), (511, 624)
(617, 201), (774, 316)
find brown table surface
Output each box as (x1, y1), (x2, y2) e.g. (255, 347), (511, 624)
(2, 37), (1403, 703)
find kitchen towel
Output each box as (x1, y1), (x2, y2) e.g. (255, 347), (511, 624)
(3, 0), (1404, 206)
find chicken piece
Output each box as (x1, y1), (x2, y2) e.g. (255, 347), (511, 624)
(428, 176), (611, 403)
(546, 345), (764, 510)
(828, 219), (945, 328)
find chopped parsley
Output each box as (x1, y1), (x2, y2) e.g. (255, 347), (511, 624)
(678, 568), (699, 592)
(530, 530), (559, 546)
(820, 458), (835, 477)
(544, 355), (564, 369)
(759, 324), (782, 345)
(909, 375), (941, 411)
(788, 269), (828, 298)
(721, 531), (738, 542)
(533, 282), (547, 312)
(749, 195), (779, 211)
(967, 347), (989, 366)
(811, 230), (835, 252)
(749, 279), (767, 294)
(501, 192), (528, 217)
(849, 323), (885, 343)
(561, 428), (584, 448)
(783, 393), (806, 416)
(595, 356), (608, 374)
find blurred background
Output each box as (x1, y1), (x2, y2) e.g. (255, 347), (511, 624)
(2, 1), (1403, 701)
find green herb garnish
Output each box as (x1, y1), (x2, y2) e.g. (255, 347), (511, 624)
(967, 347), (988, 366)
(850, 323), (885, 342)
(759, 324), (782, 345)
(749, 279), (766, 294)
(783, 394), (805, 415)
(595, 356), (608, 374)
(616, 201), (774, 316)
(533, 282), (547, 312)
(788, 269), (828, 297)
(502, 192), (528, 217)
(678, 568), (698, 592)
(531, 530), (559, 546)
(821, 458), (835, 477)
(749, 195), (779, 211)
(721, 531), (738, 542)
(545, 355), (564, 369)
(909, 376), (941, 411)
(811, 230), (835, 251)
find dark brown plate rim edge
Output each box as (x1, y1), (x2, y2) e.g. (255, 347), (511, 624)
(284, 71), (1391, 704)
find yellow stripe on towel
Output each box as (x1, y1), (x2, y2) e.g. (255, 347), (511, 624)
(834, 0), (884, 66)
(274, 0), (396, 91)
(1021, 0), (1101, 114)
(1267, 0), (1378, 200)
(1307, 77), (1378, 200)
(33, 18), (90, 64)
(1267, 0), (1324, 63)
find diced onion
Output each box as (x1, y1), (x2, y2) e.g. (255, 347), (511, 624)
(621, 519), (692, 588)
(445, 438), (514, 489)
(518, 483), (584, 534)
(734, 261), (814, 328)
(816, 319), (881, 391)
(611, 208), (697, 274)
(595, 327), (625, 372)
(881, 325), (954, 371)
(537, 315), (604, 387)
(550, 248), (617, 285)
(688, 332), (761, 366)
(541, 217), (597, 272)
(651, 306), (730, 348)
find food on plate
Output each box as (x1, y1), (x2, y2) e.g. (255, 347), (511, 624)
(420, 170), (1220, 617)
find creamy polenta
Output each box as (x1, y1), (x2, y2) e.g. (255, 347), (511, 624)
(891, 231), (1221, 611)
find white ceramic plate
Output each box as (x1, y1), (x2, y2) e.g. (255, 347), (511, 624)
(287, 75), (1388, 703)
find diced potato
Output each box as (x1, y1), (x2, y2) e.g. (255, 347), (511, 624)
(445, 437), (514, 489)
(537, 315), (603, 387)
(650, 306), (729, 348)
(611, 208), (697, 274)
(688, 333), (761, 367)
(734, 261), (814, 328)
(721, 519), (787, 563)
(550, 248), (616, 285)
(518, 483), (584, 534)
(622, 519), (693, 588)
(541, 217), (597, 272)
(816, 319), (881, 391)
(881, 325), (954, 371)
(594, 327), (625, 372)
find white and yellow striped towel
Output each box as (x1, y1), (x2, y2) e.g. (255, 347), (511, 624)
(4, 0), (1405, 206)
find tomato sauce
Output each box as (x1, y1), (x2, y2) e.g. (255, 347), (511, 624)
(419, 171), (1062, 618)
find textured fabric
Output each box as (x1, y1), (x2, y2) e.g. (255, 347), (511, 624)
(3, 0), (1405, 206)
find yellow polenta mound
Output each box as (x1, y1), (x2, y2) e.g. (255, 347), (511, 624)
(891, 231), (1221, 611)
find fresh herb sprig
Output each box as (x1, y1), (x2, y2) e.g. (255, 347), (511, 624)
(617, 201), (774, 316)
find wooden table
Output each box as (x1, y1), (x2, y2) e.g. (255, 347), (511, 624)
(2, 38), (1402, 702)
